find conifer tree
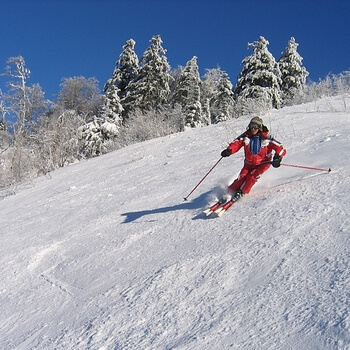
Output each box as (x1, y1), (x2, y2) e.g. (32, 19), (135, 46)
(103, 39), (139, 100)
(79, 85), (122, 157)
(78, 117), (104, 157)
(122, 35), (172, 114)
(102, 84), (123, 129)
(278, 37), (309, 103)
(211, 72), (234, 123)
(234, 36), (282, 110)
(172, 56), (205, 128)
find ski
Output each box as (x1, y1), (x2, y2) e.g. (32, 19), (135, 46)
(203, 199), (227, 216)
(214, 199), (235, 217)
(203, 192), (243, 217)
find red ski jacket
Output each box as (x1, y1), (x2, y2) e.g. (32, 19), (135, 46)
(227, 130), (287, 166)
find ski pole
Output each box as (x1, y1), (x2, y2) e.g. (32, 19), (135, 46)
(183, 157), (223, 201)
(258, 160), (331, 172)
(280, 163), (331, 172)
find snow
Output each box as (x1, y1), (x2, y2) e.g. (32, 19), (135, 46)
(1, 95), (350, 350)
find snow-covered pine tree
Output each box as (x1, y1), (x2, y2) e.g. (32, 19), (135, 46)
(172, 56), (205, 129)
(211, 72), (234, 123)
(278, 37), (309, 104)
(122, 35), (172, 114)
(233, 36), (282, 112)
(78, 117), (105, 157)
(102, 84), (123, 131)
(103, 39), (139, 101)
(79, 85), (122, 158)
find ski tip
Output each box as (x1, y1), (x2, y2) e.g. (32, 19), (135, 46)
(214, 208), (223, 217)
(203, 209), (212, 216)
(328, 168), (332, 173)
(215, 209), (225, 217)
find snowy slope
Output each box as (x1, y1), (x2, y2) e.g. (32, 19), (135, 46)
(1, 95), (350, 350)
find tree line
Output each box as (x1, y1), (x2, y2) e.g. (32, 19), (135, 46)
(0, 35), (349, 192)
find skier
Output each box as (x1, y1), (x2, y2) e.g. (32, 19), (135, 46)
(220, 116), (287, 201)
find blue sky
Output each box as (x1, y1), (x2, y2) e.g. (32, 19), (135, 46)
(1, 0), (349, 101)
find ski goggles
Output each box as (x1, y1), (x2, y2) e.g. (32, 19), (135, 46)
(249, 123), (261, 130)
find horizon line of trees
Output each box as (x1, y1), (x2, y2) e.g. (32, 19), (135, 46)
(1, 35), (350, 193)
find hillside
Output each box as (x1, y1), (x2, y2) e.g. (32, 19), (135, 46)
(1, 95), (349, 350)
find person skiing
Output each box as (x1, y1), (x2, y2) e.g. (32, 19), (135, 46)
(220, 116), (287, 201)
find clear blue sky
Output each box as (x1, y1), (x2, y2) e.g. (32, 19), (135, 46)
(1, 0), (349, 101)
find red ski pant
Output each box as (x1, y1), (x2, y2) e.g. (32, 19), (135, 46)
(228, 163), (271, 194)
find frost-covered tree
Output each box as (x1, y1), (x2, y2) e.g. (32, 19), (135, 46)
(234, 36), (282, 110)
(332, 71), (350, 94)
(56, 76), (103, 119)
(102, 84), (123, 129)
(122, 35), (172, 114)
(103, 39), (139, 100)
(201, 68), (223, 98)
(1, 56), (47, 184)
(120, 106), (182, 145)
(278, 37), (309, 103)
(3, 56), (46, 136)
(35, 109), (84, 170)
(172, 56), (205, 128)
(78, 117), (113, 157)
(0, 116), (5, 132)
(201, 68), (223, 126)
(0, 98), (9, 150)
(31, 77), (103, 167)
(79, 85), (123, 157)
(211, 72), (234, 123)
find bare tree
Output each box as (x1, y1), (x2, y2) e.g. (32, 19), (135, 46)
(1, 56), (47, 185)
(56, 76), (103, 120)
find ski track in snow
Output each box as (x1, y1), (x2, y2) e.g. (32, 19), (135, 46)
(0, 95), (350, 349)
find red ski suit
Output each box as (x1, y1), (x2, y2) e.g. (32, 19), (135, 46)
(226, 130), (286, 194)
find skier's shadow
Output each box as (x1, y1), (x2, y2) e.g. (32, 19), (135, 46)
(121, 191), (212, 223)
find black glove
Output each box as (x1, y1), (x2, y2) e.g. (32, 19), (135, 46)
(221, 149), (231, 157)
(272, 154), (282, 168)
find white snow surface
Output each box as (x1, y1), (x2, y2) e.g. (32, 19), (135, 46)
(1, 95), (350, 350)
